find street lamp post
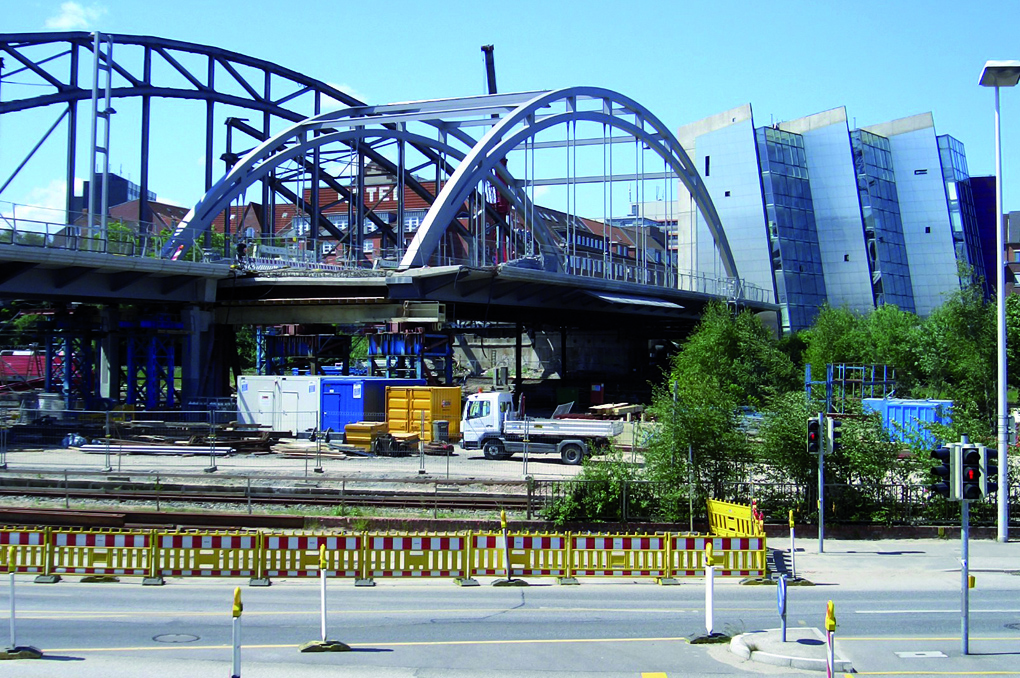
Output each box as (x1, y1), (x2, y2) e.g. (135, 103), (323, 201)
(980, 60), (1020, 543)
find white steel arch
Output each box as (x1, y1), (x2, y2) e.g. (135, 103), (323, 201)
(163, 87), (739, 286)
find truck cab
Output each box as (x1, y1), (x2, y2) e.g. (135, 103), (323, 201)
(461, 391), (514, 450)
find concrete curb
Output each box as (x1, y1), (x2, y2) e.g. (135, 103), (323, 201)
(730, 627), (852, 672)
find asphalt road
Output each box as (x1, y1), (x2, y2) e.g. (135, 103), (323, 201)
(2, 538), (1020, 678)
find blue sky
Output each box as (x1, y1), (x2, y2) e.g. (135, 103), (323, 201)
(4, 0), (1020, 215)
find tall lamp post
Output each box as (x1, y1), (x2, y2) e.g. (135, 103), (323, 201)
(980, 60), (1020, 543)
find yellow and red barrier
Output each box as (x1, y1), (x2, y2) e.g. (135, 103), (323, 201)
(1, 499), (766, 585)
(0, 528), (47, 574)
(363, 534), (468, 580)
(157, 532), (260, 578)
(471, 534), (568, 578)
(262, 534), (360, 579)
(50, 528), (152, 578)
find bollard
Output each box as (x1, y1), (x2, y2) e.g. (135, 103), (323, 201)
(3, 546), (43, 660)
(777, 574), (788, 642)
(7, 546), (15, 650)
(319, 544), (328, 642)
(788, 510), (797, 580)
(704, 542), (715, 635)
(824, 600), (836, 678)
(231, 587), (242, 678)
(493, 508), (527, 586)
(299, 545), (350, 652)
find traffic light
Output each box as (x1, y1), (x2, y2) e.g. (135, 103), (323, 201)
(981, 445), (999, 496)
(929, 445), (956, 499)
(960, 444), (983, 500)
(807, 416), (821, 454)
(826, 417), (843, 455)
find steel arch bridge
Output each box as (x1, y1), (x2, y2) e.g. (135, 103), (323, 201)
(0, 31), (386, 240)
(164, 86), (743, 290)
(1, 31), (759, 302)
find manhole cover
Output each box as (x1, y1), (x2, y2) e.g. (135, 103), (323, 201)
(153, 634), (200, 643)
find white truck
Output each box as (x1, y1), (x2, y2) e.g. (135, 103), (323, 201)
(461, 391), (623, 465)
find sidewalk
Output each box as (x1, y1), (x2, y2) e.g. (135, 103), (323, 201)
(767, 536), (1020, 590)
(729, 536), (1020, 672)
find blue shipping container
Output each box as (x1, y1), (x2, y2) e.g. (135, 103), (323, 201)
(320, 377), (425, 433)
(862, 398), (953, 445)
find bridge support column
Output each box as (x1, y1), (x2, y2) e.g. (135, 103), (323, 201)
(98, 307), (121, 403)
(515, 321), (522, 401)
(560, 326), (568, 379)
(180, 306), (215, 404)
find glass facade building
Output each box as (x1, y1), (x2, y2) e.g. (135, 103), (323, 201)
(850, 130), (915, 311)
(755, 127), (827, 331)
(937, 134), (986, 289)
(677, 107), (977, 331)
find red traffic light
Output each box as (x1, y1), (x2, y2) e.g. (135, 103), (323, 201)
(807, 418), (821, 453)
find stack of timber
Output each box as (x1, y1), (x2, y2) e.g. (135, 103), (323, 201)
(79, 440), (234, 456)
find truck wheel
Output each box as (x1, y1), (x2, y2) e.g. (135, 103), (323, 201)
(560, 443), (584, 465)
(482, 439), (505, 460)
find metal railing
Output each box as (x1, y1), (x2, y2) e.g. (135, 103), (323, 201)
(1, 201), (770, 304)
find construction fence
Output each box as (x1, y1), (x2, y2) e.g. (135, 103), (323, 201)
(1, 509), (765, 586)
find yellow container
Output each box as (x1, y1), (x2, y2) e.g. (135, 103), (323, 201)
(344, 421), (387, 450)
(385, 386), (462, 442)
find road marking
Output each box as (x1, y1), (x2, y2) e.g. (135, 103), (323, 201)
(855, 609), (1020, 615)
(47, 636), (691, 653)
(840, 636), (1018, 642)
(641, 674), (668, 677)
(848, 668), (1020, 672)
(15, 606), (719, 620)
(894, 651), (948, 658)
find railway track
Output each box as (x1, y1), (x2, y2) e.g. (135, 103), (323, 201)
(0, 483), (534, 516)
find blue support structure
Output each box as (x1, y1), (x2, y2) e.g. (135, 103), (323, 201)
(122, 315), (181, 409)
(39, 320), (101, 410)
(255, 327), (353, 376)
(805, 363), (897, 414)
(368, 331), (452, 383)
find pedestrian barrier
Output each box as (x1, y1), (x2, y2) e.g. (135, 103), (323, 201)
(49, 528), (152, 578)
(2, 499), (766, 584)
(156, 531), (260, 578)
(0, 527), (47, 574)
(668, 536), (766, 577)
(471, 534), (569, 578)
(362, 534), (468, 581)
(707, 498), (765, 537)
(262, 534), (361, 579)
(571, 534), (668, 578)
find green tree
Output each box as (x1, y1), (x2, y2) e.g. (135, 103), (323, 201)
(671, 302), (798, 408)
(915, 278), (995, 420)
(1006, 293), (1020, 391)
(800, 304), (869, 383)
(863, 304), (924, 394)
(755, 390), (815, 487)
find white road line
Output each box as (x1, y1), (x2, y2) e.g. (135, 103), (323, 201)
(855, 608), (1020, 614)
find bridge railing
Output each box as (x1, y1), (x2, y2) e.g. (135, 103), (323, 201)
(1, 201), (771, 303)
(0, 202), (172, 258)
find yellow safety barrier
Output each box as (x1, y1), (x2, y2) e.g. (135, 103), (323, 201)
(361, 533), (469, 581)
(0, 504), (766, 584)
(570, 533), (668, 578)
(0, 527), (48, 575)
(668, 536), (766, 577)
(155, 531), (261, 578)
(469, 532), (570, 579)
(707, 498), (765, 537)
(261, 533), (361, 579)
(49, 528), (154, 578)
